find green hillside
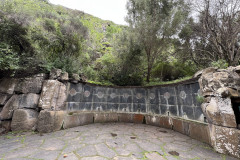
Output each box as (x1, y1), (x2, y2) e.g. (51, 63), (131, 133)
(2, 0), (228, 86)
(0, 0), (123, 82)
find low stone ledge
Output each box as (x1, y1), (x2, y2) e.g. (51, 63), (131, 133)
(94, 113), (118, 123)
(118, 113), (145, 124)
(63, 112), (94, 129)
(172, 118), (211, 144)
(145, 115), (211, 145)
(37, 111), (65, 133)
(133, 114), (145, 124)
(209, 124), (240, 158)
(35, 111), (213, 149)
(146, 115), (172, 129)
(188, 121), (210, 145)
(118, 113), (134, 123)
(172, 118), (190, 135)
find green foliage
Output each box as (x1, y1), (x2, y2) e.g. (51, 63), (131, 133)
(211, 60), (229, 69)
(0, 0), (88, 76)
(110, 31), (145, 86)
(126, 0), (190, 82)
(145, 76), (192, 86)
(151, 58), (197, 81)
(0, 43), (20, 71)
(0, 0), (200, 86)
(196, 95), (204, 104)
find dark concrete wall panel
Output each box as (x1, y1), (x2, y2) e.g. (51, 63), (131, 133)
(66, 80), (205, 122)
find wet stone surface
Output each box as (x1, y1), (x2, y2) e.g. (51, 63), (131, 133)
(0, 123), (237, 160)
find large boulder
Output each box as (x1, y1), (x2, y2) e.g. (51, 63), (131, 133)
(0, 93), (11, 106)
(60, 72), (69, 81)
(0, 121), (11, 134)
(209, 124), (240, 158)
(63, 112), (94, 129)
(49, 68), (62, 80)
(216, 87), (240, 98)
(193, 69), (203, 78)
(18, 93), (39, 109)
(0, 78), (18, 94)
(0, 93), (40, 120)
(37, 111), (65, 133)
(11, 109), (39, 131)
(0, 95), (18, 120)
(71, 74), (80, 83)
(15, 73), (47, 94)
(202, 97), (236, 128)
(199, 67), (240, 97)
(38, 80), (67, 111)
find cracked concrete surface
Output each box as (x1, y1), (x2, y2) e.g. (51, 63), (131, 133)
(0, 123), (238, 160)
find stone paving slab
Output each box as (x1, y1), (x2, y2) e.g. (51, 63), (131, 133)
(0, 123), (238, 160)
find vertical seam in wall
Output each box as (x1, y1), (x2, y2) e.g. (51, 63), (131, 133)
(158, 88), (161, 115)
(55, 82), (61, 111)
(90, 85), (94, 111)
(146, 88), (149, 113)
(190, 84), (196, 120)
(131, 89), (133, 112)
(66, 82), (70, 111)
(174, 86), (179, 117)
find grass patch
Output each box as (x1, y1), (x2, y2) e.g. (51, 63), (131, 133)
(86, 76), (193, 87)
(87, 80), (114, 86)
(144, 76), (192, 86)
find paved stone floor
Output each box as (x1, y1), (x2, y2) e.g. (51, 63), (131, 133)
(0, 123), (238, 160)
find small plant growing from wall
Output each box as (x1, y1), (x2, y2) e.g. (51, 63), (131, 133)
(196, 95), (204, 104)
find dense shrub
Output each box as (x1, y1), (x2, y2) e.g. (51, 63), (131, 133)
(0, 0), (88, 76)
(151, 60), (197, 81)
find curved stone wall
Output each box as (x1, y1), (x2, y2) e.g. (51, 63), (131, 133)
(0, 68), (239, 159)
(66, 79), (204, 122)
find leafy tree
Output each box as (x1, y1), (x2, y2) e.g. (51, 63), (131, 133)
(111, 30), (144, 86)
(126, 0), (190, 82)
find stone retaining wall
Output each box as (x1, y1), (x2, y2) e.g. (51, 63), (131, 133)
(198, 66), (240, 158)
(0, 68), (239, 158)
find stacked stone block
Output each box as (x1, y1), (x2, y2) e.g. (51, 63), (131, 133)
(199, 66), (240, 158)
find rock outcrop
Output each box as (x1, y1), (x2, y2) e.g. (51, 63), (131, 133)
(37, 111), (65, 133)
(38, 80), (67, 111)
(198, 66), (240, 158)
(11, 109), (39, 131)
(0, 78), (18, 94)
(0, 95), (19, 120)
(15, 73), (47, 94)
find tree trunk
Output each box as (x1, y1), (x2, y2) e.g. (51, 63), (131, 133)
(146, 50), (151, 83)
(147, 65), (151, 83)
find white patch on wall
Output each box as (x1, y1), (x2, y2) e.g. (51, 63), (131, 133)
(84, 90), (90, 97)
(69, 88), (77, 96)
(149, 93), (155, 100)
(164, 92), (170, 99)
(110, 93), (117, 99)
(179, 91), (187, 99)
(136, 93), (142, 99)
(123, 93), (129, 99)
(97, 92), (104, 99)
